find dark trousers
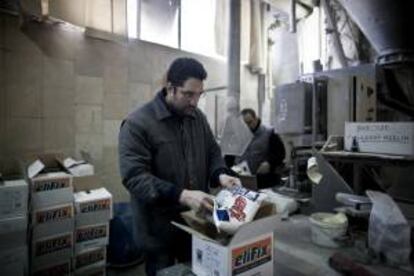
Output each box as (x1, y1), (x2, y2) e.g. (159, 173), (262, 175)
(145, 230), (191, 276)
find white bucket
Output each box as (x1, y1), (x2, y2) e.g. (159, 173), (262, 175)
(309, 212), (348, 248)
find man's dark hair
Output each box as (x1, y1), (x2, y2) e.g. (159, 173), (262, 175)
(167, 57), (207, 87)
(241, 108), (257, 119)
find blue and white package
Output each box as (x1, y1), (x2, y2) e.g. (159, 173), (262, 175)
(213, 186), (266, 234)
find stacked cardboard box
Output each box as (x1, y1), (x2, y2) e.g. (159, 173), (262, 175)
(73, 188), (113, 275)
(27, 157), (75, 275)
(0, 177), (29, 276)
(23, 153), (113, 275)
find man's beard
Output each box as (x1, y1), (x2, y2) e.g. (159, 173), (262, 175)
(170, 103), (194, 116)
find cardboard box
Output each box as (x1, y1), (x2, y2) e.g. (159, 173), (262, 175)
(345, 122), (414, 156)
(73, 175), (101, 192)
(0, 215), (27, 250)
(0, 179), (28, 219)
(26, 153), (73, 209)
(74, 188), (113, 226)
(29, 169), (73, 209)
(32, 232), (73, 270)
(75, 223), (109, 253)
(0, 246), (28, 276)
(24, 152), (101, 192)
(32, 203), (75, 240)
(73, 247), (106, 271)
(173, 204), (278, 276)
(63, 157), (94, 177)
(32, 259), (72, 276)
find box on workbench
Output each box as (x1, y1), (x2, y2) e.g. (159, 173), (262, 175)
(173, 204), (278, 276)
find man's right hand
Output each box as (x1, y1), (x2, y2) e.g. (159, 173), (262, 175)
(179, 189), (214, 212)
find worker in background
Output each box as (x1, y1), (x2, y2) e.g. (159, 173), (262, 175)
(118, 57), (240, 276)
(226, 108), (286, 188)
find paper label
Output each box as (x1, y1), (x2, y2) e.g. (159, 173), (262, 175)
(79, 199), (111, 214)
(33, 178), (70, 193)
(76, 225), (107, 243)
(35, 234), (72, 257)
(231, 237), (272, 275)
(75, 248), (105, 269)
(33, 261), (71, 276)
(35, 205), (73, 224)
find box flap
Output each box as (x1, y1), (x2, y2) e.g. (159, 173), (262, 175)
(174, 203), (276, 246)
(62, 158), (85, 169)
(28, 160), (45, 179)
(171, 221), (218, 244)
(74, 188), (112, 203)
(73, 175), (101, 192)
(62, 158), (94, 177)
(25, 152), (68, 178)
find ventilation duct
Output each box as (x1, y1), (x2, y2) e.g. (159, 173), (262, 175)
(339, 0), (414, 66)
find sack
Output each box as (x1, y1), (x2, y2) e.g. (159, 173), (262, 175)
(213, 186), (266, 234)
(367, 191), (411, 266)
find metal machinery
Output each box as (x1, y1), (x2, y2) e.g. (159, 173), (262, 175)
(272, 0), (414, 214)
(273, 65), (378, 200)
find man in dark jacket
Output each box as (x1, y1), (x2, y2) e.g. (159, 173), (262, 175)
(226, 108), (286, 188)
(118, 58), (240, 276)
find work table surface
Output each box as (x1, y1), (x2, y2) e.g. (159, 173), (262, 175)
(273, 215), (413, 276)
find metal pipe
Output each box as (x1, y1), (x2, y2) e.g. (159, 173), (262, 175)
(311, 77), (317, 148)
(178, 0), (181, 49)
(227, 0), (241, 116)
(290, 0), (296, 33)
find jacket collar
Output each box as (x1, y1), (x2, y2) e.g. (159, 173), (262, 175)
(252, 119), (262, 133)
(153, 88), (196, 121)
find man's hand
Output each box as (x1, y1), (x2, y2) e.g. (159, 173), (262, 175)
(256, 161), (270, 174)
(219, 174), (242, 189)
(179, 189), (214, 212)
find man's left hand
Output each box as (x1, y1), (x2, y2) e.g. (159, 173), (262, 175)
(219, 174), (242, 189)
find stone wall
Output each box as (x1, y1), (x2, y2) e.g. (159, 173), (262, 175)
(0, 13), (227, 202)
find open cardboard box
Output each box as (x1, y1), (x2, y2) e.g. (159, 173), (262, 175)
(74, 188), (113, 227)
(23, 152), (101, 195)
(173, 203), (278, 276)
